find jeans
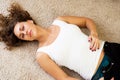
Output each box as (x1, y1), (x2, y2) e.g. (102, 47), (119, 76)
(103, 41), (120, 80)
(92, 41), (120, 80)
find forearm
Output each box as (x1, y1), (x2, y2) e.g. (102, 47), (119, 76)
(57, 16), (100, 50)
(36, 53), (78, 80)
(57, 16), (98, 35)
(86, 18), (100, 51)
(85, 18), (98, 36)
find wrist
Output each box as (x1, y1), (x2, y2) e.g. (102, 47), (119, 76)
(90, 31), (98, 37)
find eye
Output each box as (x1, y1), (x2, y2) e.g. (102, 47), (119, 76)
(21, 33), (24, 39)
(19, 26), (24, 31)
(22, 26), (24, 31)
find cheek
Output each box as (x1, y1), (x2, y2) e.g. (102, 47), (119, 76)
(24, 35), (34, 41)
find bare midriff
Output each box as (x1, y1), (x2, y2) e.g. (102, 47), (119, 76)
(94, 49), (105, 74)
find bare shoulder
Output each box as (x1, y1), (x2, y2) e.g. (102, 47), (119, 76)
(36, 52), (50, 61)
(55, 16), (67, 22)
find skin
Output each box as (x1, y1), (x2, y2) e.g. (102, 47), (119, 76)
(14, 16), (113, 80)
(14, 20), (38, 41)
(14, 20), (51, 43)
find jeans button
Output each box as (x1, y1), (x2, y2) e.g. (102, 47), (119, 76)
(105, 44), (108, 47)
(102, 70), (106, 73)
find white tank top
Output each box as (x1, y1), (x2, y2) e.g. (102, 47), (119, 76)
(37, 19), (105, 80)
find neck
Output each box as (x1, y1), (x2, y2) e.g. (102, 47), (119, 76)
(35, 25), (51, 43)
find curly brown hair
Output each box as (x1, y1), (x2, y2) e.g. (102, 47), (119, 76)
(0, 3), (36, 49)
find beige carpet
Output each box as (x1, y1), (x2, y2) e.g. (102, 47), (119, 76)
(0, 0), (120, 80)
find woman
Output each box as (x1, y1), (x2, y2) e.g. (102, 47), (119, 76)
(0, 3), (119, 80)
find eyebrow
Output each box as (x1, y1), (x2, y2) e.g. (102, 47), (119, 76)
(19, 26), (22, 31)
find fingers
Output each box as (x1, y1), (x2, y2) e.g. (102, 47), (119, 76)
(88, 36), (92, 42)
(89, 35), (100, 51)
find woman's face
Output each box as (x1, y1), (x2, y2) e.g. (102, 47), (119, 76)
(14, 20), (37, 41)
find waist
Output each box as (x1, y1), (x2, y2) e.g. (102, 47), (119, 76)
(92, 53), (112, 80)
(94, 49), (105, 74)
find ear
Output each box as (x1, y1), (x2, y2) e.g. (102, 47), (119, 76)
(27, 20), (33, 24)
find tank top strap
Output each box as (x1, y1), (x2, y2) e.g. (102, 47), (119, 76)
(52, 19), (68, 27)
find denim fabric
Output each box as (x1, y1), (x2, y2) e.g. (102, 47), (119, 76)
(103, 41), (120, 79)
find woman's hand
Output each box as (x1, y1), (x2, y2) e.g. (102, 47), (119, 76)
(88, 32), (100, 51)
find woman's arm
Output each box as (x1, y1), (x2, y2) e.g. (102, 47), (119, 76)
(56, 16), (100, 51)
(36, 52), (78, 80)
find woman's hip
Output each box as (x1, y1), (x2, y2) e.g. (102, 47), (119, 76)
(92, 41), (120, 80)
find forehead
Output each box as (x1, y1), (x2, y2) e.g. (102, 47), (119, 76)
(14, 22), (22, 38)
